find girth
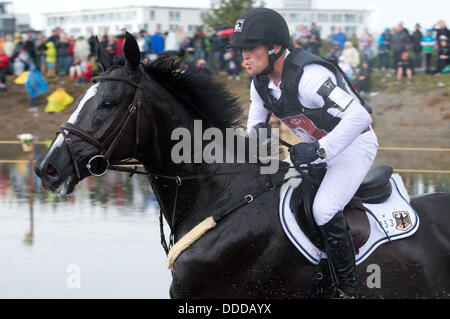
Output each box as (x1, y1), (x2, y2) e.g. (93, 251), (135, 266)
(56, 75), (143, 180)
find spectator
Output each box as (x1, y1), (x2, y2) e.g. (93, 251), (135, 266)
(151, 28), (165, 56)
(411, 23), (423, 70)
(309, 22), (321, 49)
(341, 41), (360, 69)
(45, 41), (57, 77)
(378, 28), (392, 70)
(87, 31), (97, 58)
(105, 35), (117, 61)
(13, 49), (31, 76)
(332, 27), (346, 52)
(74, 36), (90, 61)
(176, 26), (188, 46)
(293, 25), (310, 50)
(223, 50), (241, 80)
(391, 22), (410, 69)
(75, 63), (92, 86)
(338, 55), (354, 82)
(421, 29), (435, 74)
(69, 56), (83, 80)
(195, 59), (212, 79)
(0, 49), (9, 87)
(359, 28), (374, 67)
(23, 33), (36, 63)
(325, 41), (340, 64)
(208, 29), (222, 75)
(35, 34), (47, 74)
(165, 28), (180, 52)
(3, 34), (15, 58)
(56, 33), (71, 76)
(356, 61), (371, 97)
(115, 29), (127, 57)
(192, 27), (205, 61)
(435, 35), (450, 74)
(136, 33), (147, 60)
(432, 20), (450, 48)
(139, 29), (151, 57)
(307, 33), (320, 55)
(25, 63), (48, 114)
(396, 51), (414, 85)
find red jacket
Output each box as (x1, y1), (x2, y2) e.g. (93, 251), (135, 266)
(77, 64), (92, 81)
(0, 53), (9, 68)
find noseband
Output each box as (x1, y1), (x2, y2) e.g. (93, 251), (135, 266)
(56, 76), (143, 180)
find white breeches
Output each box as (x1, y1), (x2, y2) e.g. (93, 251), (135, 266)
(312, 127), (379, 226)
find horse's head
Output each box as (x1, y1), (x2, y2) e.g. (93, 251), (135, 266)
(35, 32), (145, 195)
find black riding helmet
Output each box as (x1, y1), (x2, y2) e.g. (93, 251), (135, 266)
(231, 8), (291, 75)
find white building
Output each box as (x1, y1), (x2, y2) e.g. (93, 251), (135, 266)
(43, 4), (370, 39)
(43, 6), (209, 38)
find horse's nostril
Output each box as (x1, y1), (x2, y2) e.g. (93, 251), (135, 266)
(45, 164), (57, 177)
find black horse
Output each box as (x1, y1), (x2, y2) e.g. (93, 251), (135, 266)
(35, 33), (450, 298)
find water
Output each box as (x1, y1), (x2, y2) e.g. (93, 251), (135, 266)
(0, 152), (172, 298)
(0, 145), (449, 298)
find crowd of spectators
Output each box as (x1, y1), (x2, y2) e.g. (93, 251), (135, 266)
(0, 18), (449, 96)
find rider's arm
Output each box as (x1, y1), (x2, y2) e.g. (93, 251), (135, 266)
(247, 80), (269, 135)
(298, 64), (372, 162)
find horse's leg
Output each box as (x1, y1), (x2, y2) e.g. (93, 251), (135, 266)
(357, 193), (450, 298)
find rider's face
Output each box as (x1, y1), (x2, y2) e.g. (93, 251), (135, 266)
(242, 44), (269, 75)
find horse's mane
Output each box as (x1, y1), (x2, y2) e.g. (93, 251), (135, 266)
(141, 56), (245, 131)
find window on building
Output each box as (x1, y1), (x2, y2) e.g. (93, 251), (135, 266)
(169, 11), (180, 22)
(344, 26), (357, 36)
(317, 14), (328, 23)
(289, 13), (299, 22)
(331, 14), (341, 22)
(359, 14), (364, 23)
(345, 14), (355, 23)
(82, 15), (88, 23)
(116, 12), (122, 21)
(169, 24), (178, 31)
(108, 13), (114, 21)
(149, 10), (155, 21)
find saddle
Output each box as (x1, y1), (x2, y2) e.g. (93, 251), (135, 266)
(290, 165), (393, 253)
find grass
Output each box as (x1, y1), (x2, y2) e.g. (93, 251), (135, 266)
(370, 70), (450, 94)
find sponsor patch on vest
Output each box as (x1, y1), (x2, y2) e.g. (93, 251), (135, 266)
(281, 114), (327, 142)
(234, 19), (244, 32)
(328, 86), (354, 112)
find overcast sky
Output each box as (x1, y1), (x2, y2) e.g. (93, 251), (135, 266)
(10, 0), (450, 33)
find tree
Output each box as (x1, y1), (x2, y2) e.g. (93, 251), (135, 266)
(202, 0), (265, 29)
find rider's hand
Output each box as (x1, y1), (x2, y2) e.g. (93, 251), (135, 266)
(289, 141), (320, 168)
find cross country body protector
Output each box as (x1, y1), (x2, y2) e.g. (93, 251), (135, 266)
(253, 48), (372, 141)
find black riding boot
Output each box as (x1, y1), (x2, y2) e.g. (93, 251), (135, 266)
(318, 210), (357, 298)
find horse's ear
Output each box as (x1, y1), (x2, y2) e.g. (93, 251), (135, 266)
(95, 36), (112, 71)
(123, 32), (141, 71)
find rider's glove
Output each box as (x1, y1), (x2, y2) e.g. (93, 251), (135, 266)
(289, 141), (320, 168)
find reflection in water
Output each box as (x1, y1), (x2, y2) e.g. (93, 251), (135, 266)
(0, 144), (449, 297)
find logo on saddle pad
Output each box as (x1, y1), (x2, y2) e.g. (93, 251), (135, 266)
(393, 211), (412, 231)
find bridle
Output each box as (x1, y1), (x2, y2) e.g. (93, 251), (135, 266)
(56, 75), (143, 180)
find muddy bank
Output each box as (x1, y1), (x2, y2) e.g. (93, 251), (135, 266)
(0, 76), (449, 151)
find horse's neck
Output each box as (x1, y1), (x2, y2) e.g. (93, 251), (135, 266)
(145, 160), (256, 239)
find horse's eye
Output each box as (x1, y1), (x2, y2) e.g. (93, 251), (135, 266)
(102, 100), (115, 109)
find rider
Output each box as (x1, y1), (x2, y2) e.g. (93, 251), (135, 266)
(231, 8), (378, 298)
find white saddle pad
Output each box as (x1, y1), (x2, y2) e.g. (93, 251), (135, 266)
(279, 166), (420, 265)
